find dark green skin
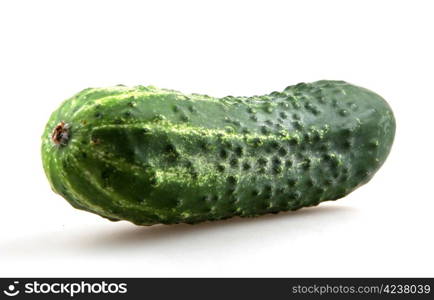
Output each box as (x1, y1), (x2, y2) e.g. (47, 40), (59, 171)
(41, 80), (395, 225)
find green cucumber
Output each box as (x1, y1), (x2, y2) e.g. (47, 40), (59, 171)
(41, 80), (395, 225)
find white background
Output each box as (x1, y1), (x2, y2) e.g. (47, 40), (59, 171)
(0, 0), (433, 277)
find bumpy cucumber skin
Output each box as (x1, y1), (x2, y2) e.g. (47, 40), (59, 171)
(41, 80), (395, 225)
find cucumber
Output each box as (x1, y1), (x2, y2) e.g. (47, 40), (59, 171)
(41, 80), (395, 225)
